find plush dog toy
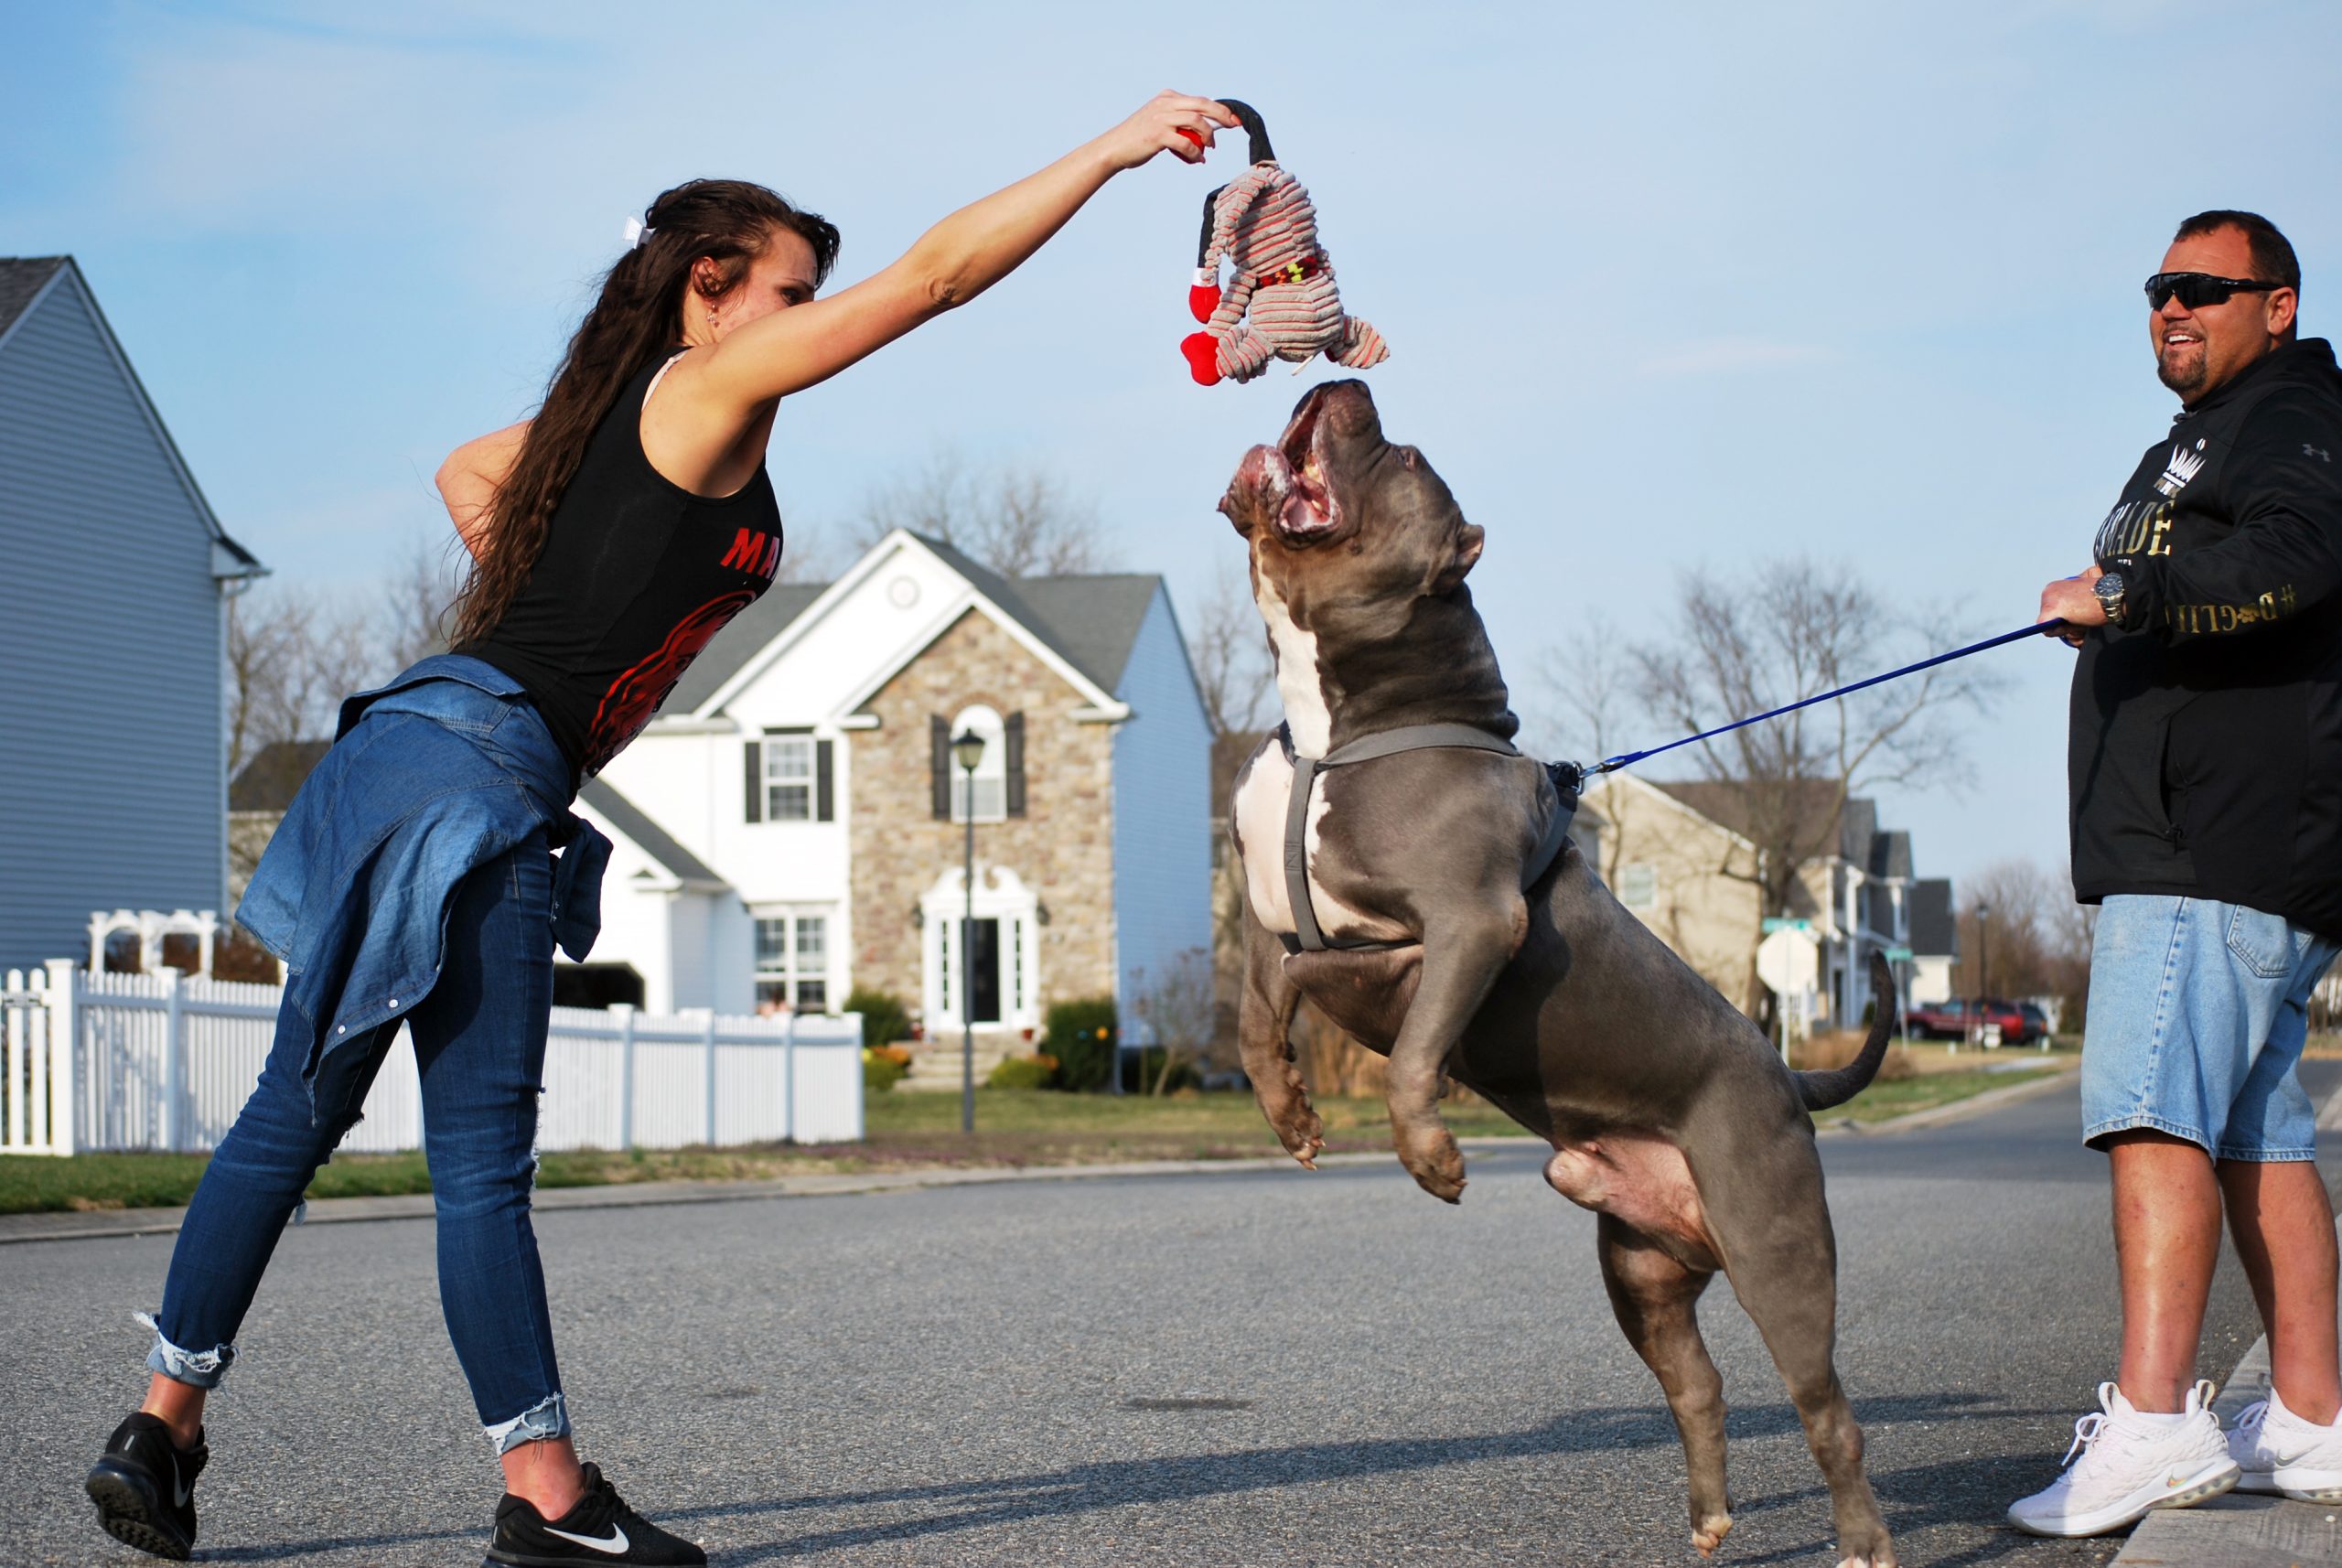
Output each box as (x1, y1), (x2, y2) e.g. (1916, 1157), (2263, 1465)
(1179, 102), (1388, 387)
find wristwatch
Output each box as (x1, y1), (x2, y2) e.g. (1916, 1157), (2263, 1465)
(2093, 571), (2127, 627)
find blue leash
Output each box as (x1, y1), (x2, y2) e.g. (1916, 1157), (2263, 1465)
(1578, 618), (2065, 779)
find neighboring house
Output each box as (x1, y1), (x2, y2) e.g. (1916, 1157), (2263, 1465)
(596, 528), (1211, 1042)
(1583, 773), (1947, 1026)
(0, 256), (263, 970)
(1905, 877), (1959, 1005)
(228, 739), (331, 906)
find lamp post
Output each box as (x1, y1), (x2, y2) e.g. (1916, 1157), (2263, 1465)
(953, 728), (985, 1134)
(1975, 900), (1992, 1047)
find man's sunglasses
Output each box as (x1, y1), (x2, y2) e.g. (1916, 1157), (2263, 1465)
(2144, 272), (2287, 310)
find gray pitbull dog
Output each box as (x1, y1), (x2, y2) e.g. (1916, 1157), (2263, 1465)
(1221, 380), (1898, 1568)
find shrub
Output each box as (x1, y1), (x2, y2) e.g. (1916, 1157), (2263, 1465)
(1045, 997), (1119, 1090)
(845, 986), (913, 1048)
(862, 1046), (910, 1093)
(987, 1053), (1059, 1090)
(1121, 1047), (1198, 1094)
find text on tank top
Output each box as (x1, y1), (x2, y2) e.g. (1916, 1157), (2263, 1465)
(461, 352), (782, 781)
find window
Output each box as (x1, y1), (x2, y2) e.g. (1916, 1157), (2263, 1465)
(763, 736), (813, 822)
(754, 912), (831, 1013)
(949, 704), (1007, 822)
(1618, 863), (1658, 909)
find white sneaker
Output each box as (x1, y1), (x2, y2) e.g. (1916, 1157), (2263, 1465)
(2229, 1387), (2342, 1501)
(2007, 1380), (2239, 1537)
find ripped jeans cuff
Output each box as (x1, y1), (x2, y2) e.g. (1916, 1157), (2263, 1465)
(137, 1311), (236, 1389)
(483, 1391), (569, 1455)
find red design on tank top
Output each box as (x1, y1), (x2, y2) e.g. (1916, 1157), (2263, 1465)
(582, 589), (756, 776)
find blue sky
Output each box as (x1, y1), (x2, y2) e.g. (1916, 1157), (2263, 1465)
(5, 0), (2338, 886)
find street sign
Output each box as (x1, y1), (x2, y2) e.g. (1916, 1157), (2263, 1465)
(1885, 946), (1913, 961)
(1761, 918), (1813, 934)
(1756, 926), (1821, 994)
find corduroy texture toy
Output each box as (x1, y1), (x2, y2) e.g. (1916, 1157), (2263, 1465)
(1178, 102), (1388, 387)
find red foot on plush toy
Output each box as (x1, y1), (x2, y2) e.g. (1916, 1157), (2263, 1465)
(1179, 332), (1223, 386)
(1188, 267), (1221, 324)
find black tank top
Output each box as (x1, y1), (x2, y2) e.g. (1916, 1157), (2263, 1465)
(463, 352), (783, 784)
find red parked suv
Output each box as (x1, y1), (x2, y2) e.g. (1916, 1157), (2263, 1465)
(1907, 997), (2047, 1045)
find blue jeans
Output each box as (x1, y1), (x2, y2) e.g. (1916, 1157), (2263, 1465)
(2081, 894), (2342, 1161)
(149, 832), (570, 1454)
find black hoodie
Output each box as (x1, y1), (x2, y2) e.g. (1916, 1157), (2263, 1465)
(2070, 337), (2342, 937)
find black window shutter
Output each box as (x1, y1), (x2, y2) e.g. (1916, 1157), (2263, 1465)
(930, 716), (951, 820)
(816, 739), (834, 822)
(744, 738), (763, 823)
(1004, 711), (1026, 817)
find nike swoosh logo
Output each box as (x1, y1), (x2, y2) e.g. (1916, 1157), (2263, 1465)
(546, 1523), (630, 1554)
(173, 1477), (191, 1507)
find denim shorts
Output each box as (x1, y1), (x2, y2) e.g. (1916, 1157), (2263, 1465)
(2081, 895), (2341, 1160)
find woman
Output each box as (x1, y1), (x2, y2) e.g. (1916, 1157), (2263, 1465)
(86, 91), (1239, 1567)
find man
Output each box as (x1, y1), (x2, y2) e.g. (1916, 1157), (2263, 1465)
(2013, 210), (2342, 1538)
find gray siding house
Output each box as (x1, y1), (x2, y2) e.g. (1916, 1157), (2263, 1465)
(0, 257), (263, 969)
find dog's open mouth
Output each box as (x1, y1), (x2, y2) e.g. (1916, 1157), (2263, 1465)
(1275, 390), (1341, 541)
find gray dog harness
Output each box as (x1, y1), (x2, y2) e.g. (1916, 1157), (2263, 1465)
(1277, 723), (1580, 955)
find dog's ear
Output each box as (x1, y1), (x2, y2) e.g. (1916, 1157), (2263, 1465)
(1430, 523), (1483, 595)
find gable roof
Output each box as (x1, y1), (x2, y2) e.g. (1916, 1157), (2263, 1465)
(229, 739), (332, 813)
(0, 255), (263, 578)
(577, 777), (726, 888)
(668, 531), (1165, 715)
(1909, 877), (1958, 958)
(0, 257), (67, 342)
(664, 583), (824, 712)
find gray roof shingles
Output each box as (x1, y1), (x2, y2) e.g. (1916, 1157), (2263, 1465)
(663, 532), (1162, 715)
(577, 777), (726, 887)
(0, 257), (67, 340)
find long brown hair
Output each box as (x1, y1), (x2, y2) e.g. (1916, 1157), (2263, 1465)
(451, 178), (840, 648)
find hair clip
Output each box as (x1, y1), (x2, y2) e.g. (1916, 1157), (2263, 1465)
(623, 217), (652, 249)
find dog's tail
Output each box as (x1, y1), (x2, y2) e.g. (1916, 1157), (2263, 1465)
(1794, 952), (1896, 1112)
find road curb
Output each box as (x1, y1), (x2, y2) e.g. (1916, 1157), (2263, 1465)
(0, 1138), (1555, 1247)
(1819, 1056), (2079, 1137)
(0, 1060), (2077, 1247)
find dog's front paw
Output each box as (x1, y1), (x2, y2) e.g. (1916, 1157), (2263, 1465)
(1832, 1526), (1896, 1568)
(1396, 1123), (1466, 1203)
(1691, 1510), (1732, 1557)
(1271, 1105), (1325, 1168)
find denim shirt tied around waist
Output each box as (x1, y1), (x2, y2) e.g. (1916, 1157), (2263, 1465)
(234, 655), (610, 1117)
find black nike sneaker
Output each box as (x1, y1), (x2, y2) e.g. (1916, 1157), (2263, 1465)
(485, 1463), (705, 1566)
(85, 1412), (209, 1561)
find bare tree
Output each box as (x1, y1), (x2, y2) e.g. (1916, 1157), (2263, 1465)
(1189, 559), (1275, 739)
(1954, 857), (2095, 1022)
(1536, 615), (1645, 883)
(854, 448), (1114, 577)
(1621, 559), (2006, 1016)
(1127, 948), (1217, 1095)
(224, 584), (378, 776)
(381, 534), (466, 671)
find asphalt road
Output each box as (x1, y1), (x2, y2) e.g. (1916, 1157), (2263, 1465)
(4, 1067), (2335, 1568)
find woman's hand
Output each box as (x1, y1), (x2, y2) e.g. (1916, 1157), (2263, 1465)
(1091, 91), (1241, 172)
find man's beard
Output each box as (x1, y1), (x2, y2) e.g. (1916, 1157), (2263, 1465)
(2158, 342), (2208, 399)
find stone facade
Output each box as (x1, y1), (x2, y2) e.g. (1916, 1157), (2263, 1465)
(848, 608), (1116, 1028)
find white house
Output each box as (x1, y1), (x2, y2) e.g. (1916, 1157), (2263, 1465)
(579, 529), (1213, 1047)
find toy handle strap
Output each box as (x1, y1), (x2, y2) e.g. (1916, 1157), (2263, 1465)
(1189, 101), (1275, 269)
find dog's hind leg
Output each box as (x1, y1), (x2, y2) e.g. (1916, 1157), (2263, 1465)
(1238, 918), (1321, 1165)
(1595, 1214), (1735, 1556)
(1696, 1130), (1896, 1568)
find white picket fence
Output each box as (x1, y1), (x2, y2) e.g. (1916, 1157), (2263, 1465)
(0, 961), (863, 1156)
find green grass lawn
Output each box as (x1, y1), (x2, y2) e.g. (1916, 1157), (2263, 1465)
(0, 1071), (2055, 1217)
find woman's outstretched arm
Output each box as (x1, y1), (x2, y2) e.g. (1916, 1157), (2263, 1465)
(688, 91), (1237, 410)
(436, 420), (531, 558)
